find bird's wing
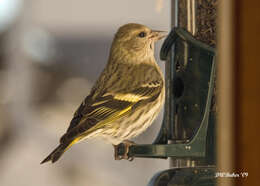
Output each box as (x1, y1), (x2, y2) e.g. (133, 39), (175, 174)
(60, 79), (163, 144)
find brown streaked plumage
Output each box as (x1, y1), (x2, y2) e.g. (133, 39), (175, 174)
(41, 23), (166, 164)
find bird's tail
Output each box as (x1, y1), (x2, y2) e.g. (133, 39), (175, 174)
(41, 141), (74, 164)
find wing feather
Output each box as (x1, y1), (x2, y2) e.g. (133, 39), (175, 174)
(61, 79), (163, 143)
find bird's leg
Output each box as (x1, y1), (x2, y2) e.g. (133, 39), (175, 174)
(113, 140), (135, 161)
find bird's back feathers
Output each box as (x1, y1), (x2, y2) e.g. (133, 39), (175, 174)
(61, 64), (163, 140)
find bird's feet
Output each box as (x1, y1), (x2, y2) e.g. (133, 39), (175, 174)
(113, 140), (135, 161)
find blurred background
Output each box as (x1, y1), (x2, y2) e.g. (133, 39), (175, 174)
(0, 0), (170, 186)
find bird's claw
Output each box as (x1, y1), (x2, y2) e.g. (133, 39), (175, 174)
(113, 140), (135, 161)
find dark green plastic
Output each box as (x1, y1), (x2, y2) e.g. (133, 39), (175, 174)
(148, 167), (216, 186)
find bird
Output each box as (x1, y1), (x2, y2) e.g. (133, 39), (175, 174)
(41, 23), (166, 164)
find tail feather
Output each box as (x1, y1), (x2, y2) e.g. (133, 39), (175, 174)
(41, 143), (68, 164)
(41, 137), (81, 164)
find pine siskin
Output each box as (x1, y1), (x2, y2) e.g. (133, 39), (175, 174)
(41, 23), (166, 164)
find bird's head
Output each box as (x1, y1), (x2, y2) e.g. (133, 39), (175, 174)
(110, 23), (167, 63)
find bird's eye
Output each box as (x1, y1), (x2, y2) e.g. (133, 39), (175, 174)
(138, 32), (146, 38)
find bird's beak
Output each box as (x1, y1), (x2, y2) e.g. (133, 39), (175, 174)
(149, 30), (168, 41)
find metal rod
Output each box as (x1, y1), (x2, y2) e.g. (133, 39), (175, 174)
(186, 0), (197, 35)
